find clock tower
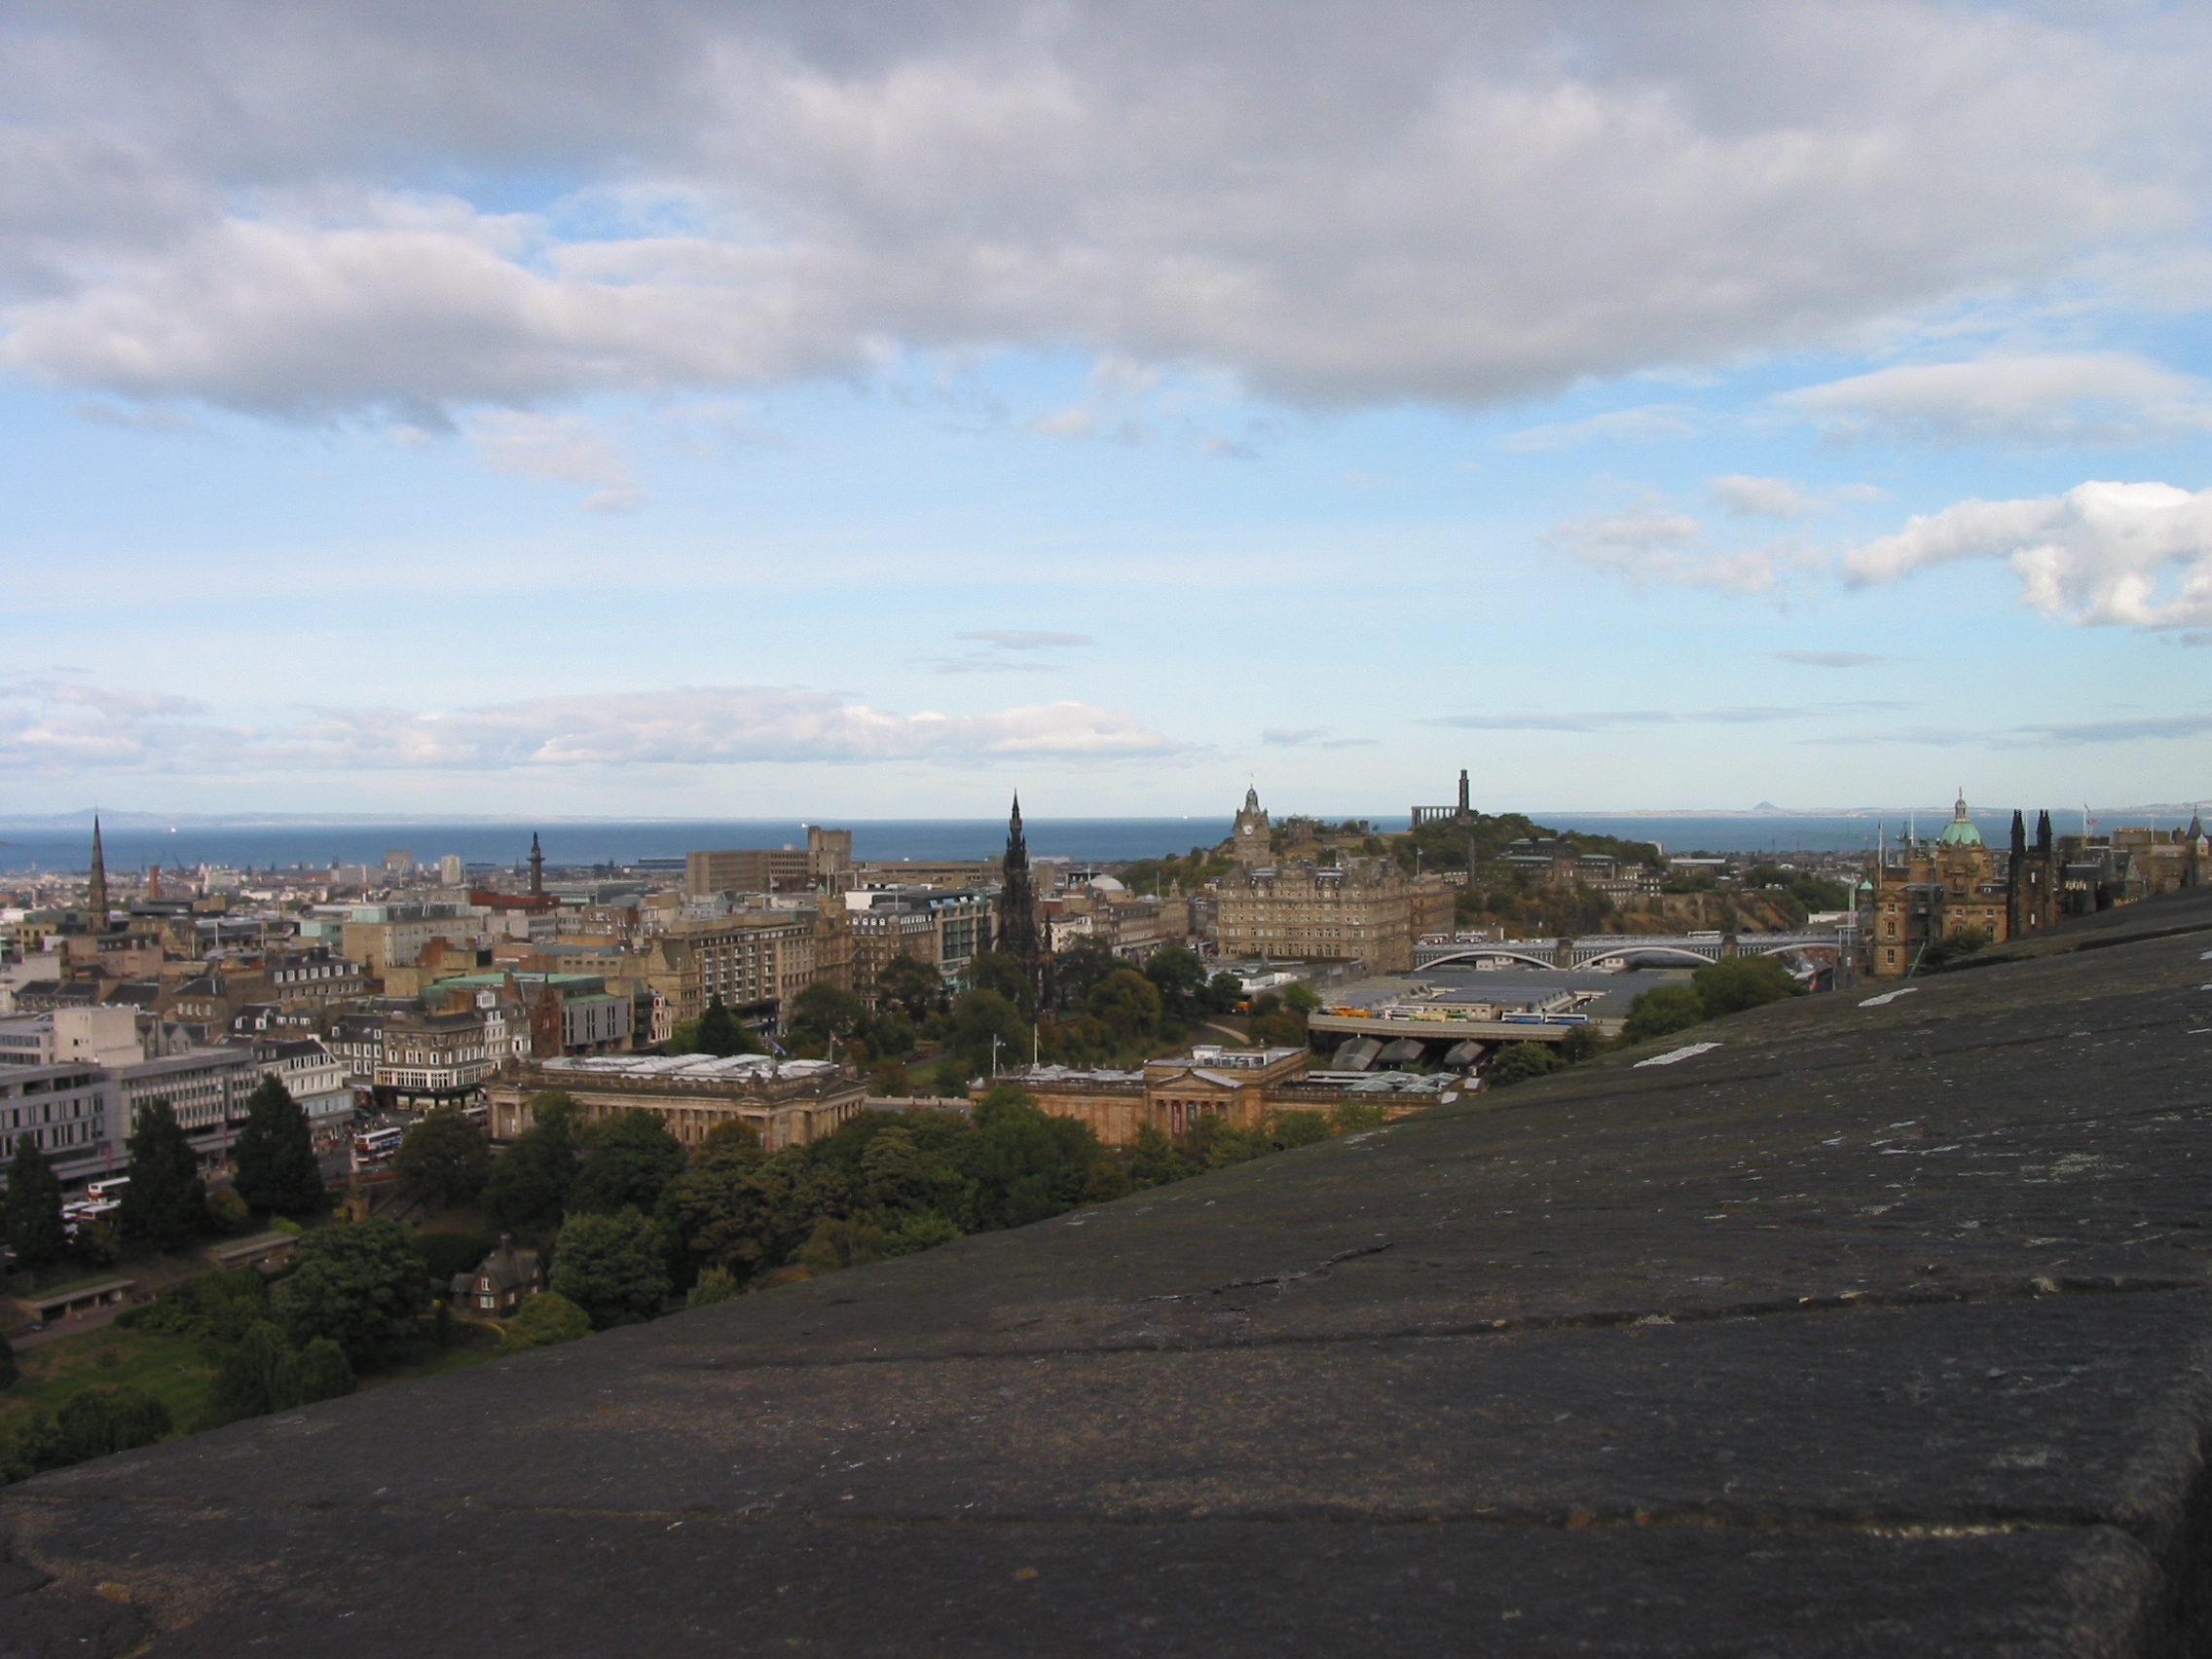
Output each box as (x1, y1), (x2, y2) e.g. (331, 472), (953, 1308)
(1232, 787), (1272, 868)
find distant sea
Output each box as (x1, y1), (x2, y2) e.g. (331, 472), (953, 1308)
(0, 807), (2193, 874)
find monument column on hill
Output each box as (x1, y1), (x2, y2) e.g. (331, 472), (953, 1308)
(528, 832), (544, 896)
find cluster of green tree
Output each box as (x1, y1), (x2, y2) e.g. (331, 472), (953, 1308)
(0, 1385), (171, 1483)
(10, 1229), (410, 1483)
(835, 946), (1253, 1099)
(498, 1290), (593, 1352)
(1119, 845), (1237, 896)
(201, 1322), (356, 1429)
(1485, 955), (1806, 1090)
(462, 1075), (1367, 1331)
(1395, 813), (1663, 878)
(664, 996), (769, 1057)
(1456, 882), (1621, 937)
(1743, 866), (1852, 912)
(5, 1076), (326, 1284)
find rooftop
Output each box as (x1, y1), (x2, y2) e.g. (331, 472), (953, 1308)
(9, 889), (2212, 1653)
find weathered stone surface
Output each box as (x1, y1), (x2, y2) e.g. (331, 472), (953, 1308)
(7, 889), (2212, 1654)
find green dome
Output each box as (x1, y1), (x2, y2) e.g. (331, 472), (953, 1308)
(1936, 793), (1983, 847)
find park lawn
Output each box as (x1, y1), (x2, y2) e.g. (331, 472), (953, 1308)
(2, 1325), (220, 1436)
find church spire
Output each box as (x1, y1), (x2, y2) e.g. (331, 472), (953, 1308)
(87, 815), (110, 934)
(528, 832), (544, 896)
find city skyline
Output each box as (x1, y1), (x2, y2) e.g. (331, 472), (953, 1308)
(3, 3), (2208, 817)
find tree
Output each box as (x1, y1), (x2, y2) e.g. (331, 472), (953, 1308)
(569, 1110), (688, 1216)
(231, 1074), (325, 1215)
(1621, 984), (1708, 1046)
(4, 1133), (66, 1272)
(1485, 1043), (1562, 1089)
(658, 1144), (838, 1284)
(866, 1058), (914, 1097)
(118, 1098), (204, 1254)
(203, 1321), (301, 1426)
(550, 1209), (672, 1329)
(1264, 1110), (1333, 1150)
(1049, 938), (1121, 1012)
(686, 1267), (741, 1308)
(875, 954), (946, 1022)
(296, 1337), (357, 1404)
(392, 1108), (492, 1210)
(413, 1230), (494, 1286)
(695, 996), (764, 1057)
(55, 1386), (169, 1462)
(799, 1216), (890, 1275)
(1143, 947), (1210, 1024)
(498, 1290), (593, 1352)
(784, 982), (867, 1054)
(948, 988), (1031, 1078)
(483, 1093), (579, 1237)
(1692, 954), (1804, 1017)
(858, 1124), (928, 1212)
(1088, 969), (1162, 1045)
(271, 1216), (428, 1365)
(1247, 991), (1309, 1050)
(72, 1219), (122, 1270)
(0, 1333), (17, 1391)
(969, 1086), (1100, 1230)
(1203, 972), (1245, 1014)
(204, 1187), (252, 1234)
(965, 952), (1035, 1017)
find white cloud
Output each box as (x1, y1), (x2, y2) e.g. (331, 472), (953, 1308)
(1262, 726), (1378, 749)
(1544, 500), (1807, 594)
(1713, 474), (1815, 517)
(1498, 405), (1700, 453)
(1843, 480), (2212, 628)
(1773, 649), (1886, 669)
(466, 410), (641, 510)
(1780, 353), (2212, 446)
(955, 631), (1094, 650)
(0, 682), (1186, 774)
(0, 4), (2200, 418)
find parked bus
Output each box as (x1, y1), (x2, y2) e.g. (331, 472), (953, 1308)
(354, 1126), (406, 1160)
(85, 1176), (129, 1201)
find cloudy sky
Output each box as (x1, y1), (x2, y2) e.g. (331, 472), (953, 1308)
(3, 0), (2208, 819)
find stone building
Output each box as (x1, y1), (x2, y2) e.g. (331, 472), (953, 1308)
(635, 903), (852, 1029)
(684, 826), (853, 898)
(997, 1044), (1452, 1148)
(1867, 795), (2010, 978)
(451, 1235), (545, 1317)
(1214, 857), (1446, 975)
(486, 1053), (867, 1150)
(844, 886), (994, 1005)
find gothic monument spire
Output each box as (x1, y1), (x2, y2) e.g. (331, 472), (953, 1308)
(996, 793), (1045, 1010)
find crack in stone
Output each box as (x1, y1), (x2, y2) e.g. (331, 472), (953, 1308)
(643, 1277), (2204, 1373)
